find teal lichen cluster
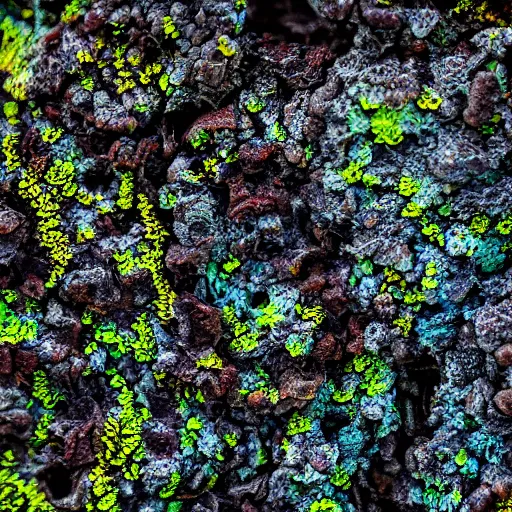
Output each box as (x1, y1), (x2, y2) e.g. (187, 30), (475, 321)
(338, 80), (512, 342)
(340, 90), (441, 184)
(286, 304), (326, 357)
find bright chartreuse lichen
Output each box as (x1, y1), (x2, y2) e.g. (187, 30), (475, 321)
(30, 412), (55, 448)
(370, 106), (404, 145)
(239, 364), (279, 404)
(268, 121), (287, 142)
(18, 156), (78, 288)
(2, 132), (22, 172)
(254, 301), (285, 329)
(223, 304), (260, 353)
(61, 0), (90, 23)
(223, 433), (238, 447)
(330, 464), (351, 490)
(162, 16), (180, 39)
(246, 96), (266, 113)
(33, 370), (64, 410)
(0, 450), (55, 512)
(87, 380), (150, 512)
(116, 171), (134, 210)
(196, 352), (223, 369)
(417, 86), (443, 110)
(309, 498), (343, 512)
(398, 176), (421, 197)
(87, 313), (156, 363)
(159, 471), (181, 499)
(287, 412), (312, 436)
(0, 295), (37, 345)
(0, 16), (35, 100)
(136, 194), (177, 321)
(217, 35), (237, 57)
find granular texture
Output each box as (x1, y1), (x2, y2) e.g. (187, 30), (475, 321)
(1, 1), (512, 511)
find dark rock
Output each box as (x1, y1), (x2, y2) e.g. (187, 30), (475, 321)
(0, 207), (24, 234)
(0, 347), (12, 375)
(179, 293), (222, 346)
(308, 0), (355, 20)
(20, 274), (45, 299)
(463, 485), (493, 512)
(465, 378), (494, 419)
(14, 350), (38, 375)
(60, 266), (121, 306)
(362, 8), (402, 30)
(0, 408), (33, 439)
(279, 370), (323, 400)
(165, 243), (211, 279)
(474, 299), (512, 353)
(44, 299), (80, 329)
(464, 72), (500, 128)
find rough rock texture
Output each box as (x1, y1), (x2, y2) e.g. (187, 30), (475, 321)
(1, 1), (512, 512)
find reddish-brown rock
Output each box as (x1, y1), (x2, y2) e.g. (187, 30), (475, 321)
(494, 389), (512, 416)
(495, 344), (512, 366)
(15, 350), (38, 375)
(0, 347), (12, 375)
